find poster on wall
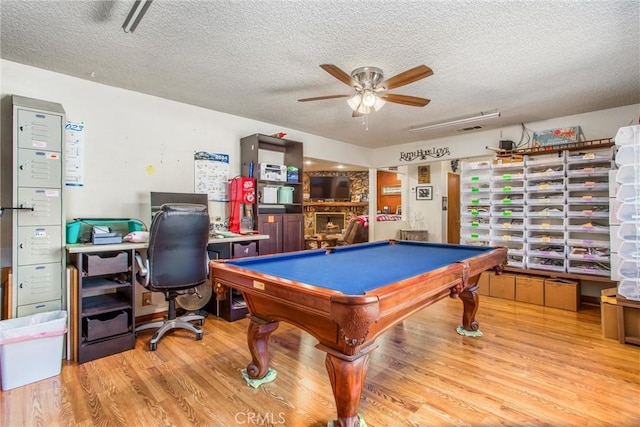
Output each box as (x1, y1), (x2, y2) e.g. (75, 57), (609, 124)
(64, 121), (85, 186)
(532, 126), (581, 148)
(194, 151), (229, 201)
(418, 165), (431, 183)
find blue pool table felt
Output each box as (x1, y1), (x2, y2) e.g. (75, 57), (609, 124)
(226, 241), (494, 295)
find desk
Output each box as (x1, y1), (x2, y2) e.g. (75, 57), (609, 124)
(66, 234), (269, 362)
(210, 240), (506, 426)
(65, 233), (270, 254)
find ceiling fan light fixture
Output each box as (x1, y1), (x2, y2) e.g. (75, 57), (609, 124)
(356, 104), (371, 115)
(373, 96), (386, 111)
(362, 91), (377, 108)
(346, 94), (362, 111)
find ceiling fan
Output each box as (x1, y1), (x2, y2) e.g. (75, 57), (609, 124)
(298, 64), (432, 116)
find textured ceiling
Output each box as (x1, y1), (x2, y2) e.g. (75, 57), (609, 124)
(1, 0), (638, 149)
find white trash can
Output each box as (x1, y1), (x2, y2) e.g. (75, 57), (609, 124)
(0, 310), (68, 390)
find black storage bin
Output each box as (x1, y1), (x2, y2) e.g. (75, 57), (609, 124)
(232, 241), (257, 258)
(83, 310), (129, 341)
(83, 251), (128, 276)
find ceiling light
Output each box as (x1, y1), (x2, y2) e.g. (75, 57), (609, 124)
(373, 96), (386, 112)
(346, 94), (361, 111)
(348, 92), (385, 115)
(122, 0), (153, 33)
(356, 104), (371, 115)
(362, 91), (377, 108)
(409, 111), (501, 133)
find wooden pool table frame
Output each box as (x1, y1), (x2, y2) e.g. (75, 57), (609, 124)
(210, 241), (507, 427)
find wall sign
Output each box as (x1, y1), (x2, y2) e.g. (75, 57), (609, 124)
(399, 146), (451, 162)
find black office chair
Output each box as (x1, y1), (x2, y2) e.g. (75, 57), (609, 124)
(134, 203), (210, 350)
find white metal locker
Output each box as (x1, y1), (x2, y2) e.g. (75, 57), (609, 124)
(16, 109), (63, 151)
(17, 148), (62, 188)
(17, 225), (63, 265)
(16, 188), (62, 227)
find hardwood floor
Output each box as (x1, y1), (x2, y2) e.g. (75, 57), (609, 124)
(2, 296), (638, 426)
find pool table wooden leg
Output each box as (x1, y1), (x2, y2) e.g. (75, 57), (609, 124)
(246, 316), (280, 379)
(324, 348), (371, 427)
(459, 285), (480, 331)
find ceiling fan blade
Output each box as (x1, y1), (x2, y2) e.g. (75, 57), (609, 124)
(298, 94), (351, 102)
(352, 110), (363, 118)
(380, 94), (431, 107)
(320, 64), (360, 88)
(379, 65), (433, 90)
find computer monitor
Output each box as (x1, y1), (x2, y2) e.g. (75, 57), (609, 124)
(150, 192), (208, 217)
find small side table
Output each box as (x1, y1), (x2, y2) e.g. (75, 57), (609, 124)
(305, 236), (338, 250)
(400, 229), (429, 241)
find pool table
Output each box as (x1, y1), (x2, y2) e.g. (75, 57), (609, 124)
(210, 240), (506, 427)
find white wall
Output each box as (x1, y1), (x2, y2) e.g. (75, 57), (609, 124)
(379, 104), (640, 244)
(372, 104), (640, 169)
(0, 60), (373, 316)
(0, 60), (372, 228)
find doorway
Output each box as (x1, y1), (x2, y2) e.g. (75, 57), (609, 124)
(447, 172), (460, 243)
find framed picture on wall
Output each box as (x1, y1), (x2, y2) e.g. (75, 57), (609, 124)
(416, 185), (433, 200)
(418, 165), (431, 184)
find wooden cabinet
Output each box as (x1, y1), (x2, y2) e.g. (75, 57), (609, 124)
(67, 246), (137, 363)
(257, 214), (304, 255)
(240, 134), (304, 254)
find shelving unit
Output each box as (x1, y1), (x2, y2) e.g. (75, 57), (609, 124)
(240, 134), (304, 255)
(67, 246), (137, 363)
(459, 160), (492, 248)
(610, 125), (640, 303)
(491, 159), (526, 268)
(460, 138), (616, 280)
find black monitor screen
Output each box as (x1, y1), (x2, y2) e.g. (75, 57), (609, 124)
(150, 192), (208, 216)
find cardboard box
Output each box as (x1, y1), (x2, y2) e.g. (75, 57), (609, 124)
(601, 288), (640, 341)
(489, 273), (516, 300)
(544, 278), (580, 311)
(515, 275), (544, 306)
(601, 288), (618, 339)
(477, 271), (490, 296)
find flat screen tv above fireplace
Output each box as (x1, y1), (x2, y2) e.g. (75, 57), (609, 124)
(309, 176), (351, 201)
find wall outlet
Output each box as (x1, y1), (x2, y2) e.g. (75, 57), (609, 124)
(142, 292), (152, 306)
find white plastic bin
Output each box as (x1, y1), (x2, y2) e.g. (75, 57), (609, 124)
(615, 164), (640, 184)
(615, 145), (640, 167)
(618, 222), (640, 241)
(617, 203), (640, 222)
(614, 125), (640, 146)
(616, 183), (640, 203)
(0, 310), (67, 390)
(618, 278), (640, 301)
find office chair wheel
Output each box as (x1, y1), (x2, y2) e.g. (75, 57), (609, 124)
(196, 331), (203, 341)
(150, 342), (158, 351)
